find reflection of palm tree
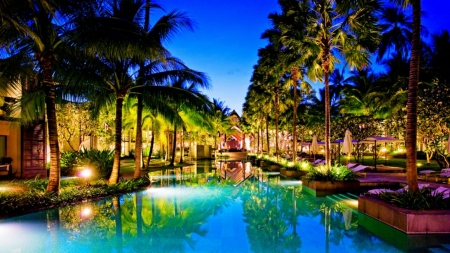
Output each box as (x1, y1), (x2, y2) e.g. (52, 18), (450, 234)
(240, 181), (302, 252)
(112, 196), (123, 250)
(46, 208), (61, 252)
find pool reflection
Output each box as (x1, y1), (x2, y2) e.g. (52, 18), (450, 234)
(0, 178), (426, 253)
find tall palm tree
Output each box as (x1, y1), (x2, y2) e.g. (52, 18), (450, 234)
(63, 4), (164, 183)
(63, 0), (210, 183)
(133, 2), (201, 177)
(301, 0), (381, 168)
(267, 0), (312, 162)
(392, 0), (421, 192)
(0, 0), (94, 193)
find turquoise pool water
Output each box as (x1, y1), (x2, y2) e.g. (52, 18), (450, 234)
(0, 174), (448, 252)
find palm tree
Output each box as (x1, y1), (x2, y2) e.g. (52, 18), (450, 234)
(267, 0), (312, 162)
(301, 0), (381, 168)
(0, 0), (95, 193)
(329, 69), (351, 104)
(139, 77), (212, 167)
(132, 2), (201, 177)
(63, 17), (161, 183)
(211, 99), (232, 151)
(392, 0), (421, 192)
(376, 6), (412, 62)
(63, 0), (210, 183)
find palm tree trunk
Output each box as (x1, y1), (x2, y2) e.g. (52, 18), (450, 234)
(136, 192), (143, 238)
(275, 84), (280, 161)
(406, 0), (420, 193)
(257, 127), (260, 154)
(170, 126), (177, 166)
(112, 196), (123, 249)
(322, 39), (332, 170)
(134, 0), (150, 177)
(265, 112), (270, 155)
(109, 96), (124, 184)
(134, 94), (143, 178)
(145, 124), (155, 170)
(41, 52), (61, 193)
(292, 67), (298, 163)
(179, 130), (184, 163)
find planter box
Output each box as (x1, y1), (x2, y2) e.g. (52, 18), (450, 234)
(302, 180), (360, 197)
(280, 169), (307, 179)
(268, 164), (281, 172)
(358, 195), (450, 234)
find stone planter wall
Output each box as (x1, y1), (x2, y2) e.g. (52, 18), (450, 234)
(302, 180), (360, 197)
(280, 169), (307, 179)
(358, 195), (450, 234)
(268, 164), (281, 172)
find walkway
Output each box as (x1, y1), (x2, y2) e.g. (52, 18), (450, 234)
(360, 171), (450, 190)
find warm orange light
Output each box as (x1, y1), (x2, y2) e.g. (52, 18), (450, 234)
(81, 168), (92, 178)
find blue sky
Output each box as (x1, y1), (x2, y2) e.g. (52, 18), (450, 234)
(157, 0), (450, 115)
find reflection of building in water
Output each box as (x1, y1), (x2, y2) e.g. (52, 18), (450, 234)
(218, 110), (250, 152)
(218, 161), (252, 183)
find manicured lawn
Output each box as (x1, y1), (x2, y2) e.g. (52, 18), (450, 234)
(338, 155), (442, 171)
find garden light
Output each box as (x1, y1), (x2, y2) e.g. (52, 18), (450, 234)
(81, 168), (92, 179)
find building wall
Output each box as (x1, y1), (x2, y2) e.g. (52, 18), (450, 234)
(0, 120), (21, 177)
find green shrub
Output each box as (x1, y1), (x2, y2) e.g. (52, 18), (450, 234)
(304, 164), (357, 182)
(284, 160), (312, 171)
(0, 178), (149, 218)
(379, 188), (450, 210)
(78, 149), (114, 179)
(60, 151), (79, 176)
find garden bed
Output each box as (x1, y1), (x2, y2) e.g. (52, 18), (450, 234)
(358, 195), (450, 234)
(280, 169), (307, 179)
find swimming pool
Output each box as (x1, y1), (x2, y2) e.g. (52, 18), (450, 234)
(0, 173), (448, 252)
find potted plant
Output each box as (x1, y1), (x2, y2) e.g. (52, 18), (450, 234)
(280, 160), (310, 178)
(302, 164), (360, 197)
(359, 187), (450, 234)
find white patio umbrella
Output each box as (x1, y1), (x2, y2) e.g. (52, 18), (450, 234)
(341, 129), (353, 155)
(446, 135), (450, 154)
(311, 135), (319, 159)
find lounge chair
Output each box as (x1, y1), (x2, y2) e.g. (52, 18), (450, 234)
(311, 159), (324, 165)
(367, 184), (430, 195)
(367, 188), (395, 194)
(397, 183), (429, 193)
(431, 168), (450, 183)
(351, 165), (368, 172)
(432, 186), (450, 199)
(346, 163), (358, 169)
(418, 169), (439, 181)
(350, 165), (369, 178)
(0, 164), (10, 177)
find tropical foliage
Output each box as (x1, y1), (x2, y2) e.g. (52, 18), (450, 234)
(304, 164), (358, 182)
(379, 188), (450, 210)
(0, 177), (148, 218)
